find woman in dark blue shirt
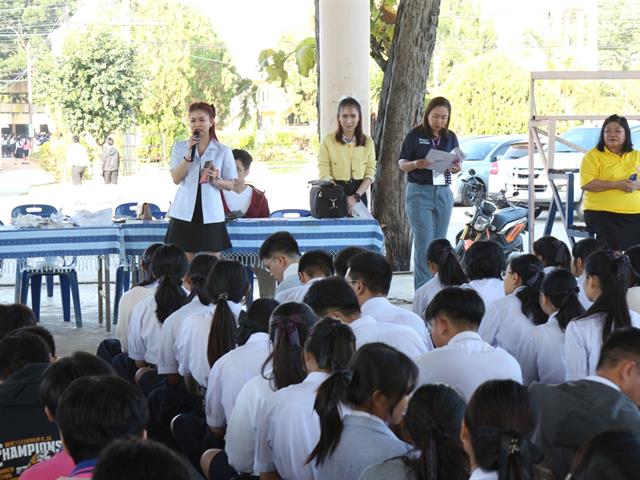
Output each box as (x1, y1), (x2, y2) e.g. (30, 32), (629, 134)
(399, 96), (462, 289)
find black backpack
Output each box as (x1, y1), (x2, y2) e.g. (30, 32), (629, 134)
(309, 181), (347, 218)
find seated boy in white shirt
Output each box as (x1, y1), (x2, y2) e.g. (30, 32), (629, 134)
(258, 231), (301, 296)
(415, 286), (522, 401)
(275, 250), (334, 304)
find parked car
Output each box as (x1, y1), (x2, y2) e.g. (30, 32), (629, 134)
(452, 134), (527, 205)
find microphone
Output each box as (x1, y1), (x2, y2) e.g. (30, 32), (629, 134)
(190, 131), (200, 162)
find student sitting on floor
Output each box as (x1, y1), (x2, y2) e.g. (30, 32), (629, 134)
(533, 235), (572, 273)
(333, 246), (366, 278)
(570, 430), (640, 480)
(275, 250), (334, 304)
(0, 303), (36, 340)
(625, 245), (640, 315)
(259, 231), (302, 296)
(17, 324), (57, 361)
(571, 237), (602, 310)
(461, 240), (506, 309)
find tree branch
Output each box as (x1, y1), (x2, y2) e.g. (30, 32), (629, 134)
(370, 34), (388, 71)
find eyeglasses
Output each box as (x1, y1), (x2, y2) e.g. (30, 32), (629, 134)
(346, 279), (366, 287)
(501, 270), (514, 280)
(263, 256), (280, 272)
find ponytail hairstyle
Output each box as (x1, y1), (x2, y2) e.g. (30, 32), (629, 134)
(401, 384), (469, 480)
(188, 101), (218, 141)
(186, 254), (218, 305)
(235, 298), (279, 346)
(427, 239), (468, 287)
(308, 342), (418, 466)
(262, 302), (316, 390)
(135, 243), (163, 287)
(151, 244), (189, 323)
(509, 254), (548, 326)
(205, 260), (249, 368)
(625, 245), (640, 288)
(540, 269), (585, 331)
(578, 249), (631, 343)
(532, 236), (571, 270)
(334, 97), (366, 147)
(465, 380), (541, 480)
(304, 317), (356, 372)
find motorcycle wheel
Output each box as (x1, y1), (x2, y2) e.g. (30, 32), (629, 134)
(461, 179), (486, 206)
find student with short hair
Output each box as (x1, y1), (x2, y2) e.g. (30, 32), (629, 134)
(21, 352), (114, 480)
(360, 384), (469, 480)
(275, 249), (334, 303)
(413, 238), (467, 319)
(531, 328), (640, 479)
(533, 235), (572, 272)
(334, 246), (366, 278)
(55, 376), (148, 479)
(570, 430), (640, 480)
(256, 317), (356, 480)
(519, 269), (585, 384)
(17, 325), (56, 360)
(308, 343), (417, 480)
(304, 276), (429, 358)
(625, 244), (640, 314)
(221, 149), (270, 218)
(416, 287), (522, 401)
(347, 251), (431, 347)
(93, 438), (191, 480)
(571, 237), (602, 310)
(0, 302), (36, 340)
(478, 254), (548, 377)
(461, 240), (506, 308)
(565, 250), (640, 380)
(462, 380), (543, 480)
(259, 231), (302, 296)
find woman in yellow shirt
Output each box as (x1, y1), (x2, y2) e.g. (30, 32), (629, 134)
(580, 114), (640, 250)
(318, 97), (376, 208)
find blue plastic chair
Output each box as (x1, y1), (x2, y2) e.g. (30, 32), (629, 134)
(12, 204), (82, 326)
(270, 209), (311, 218)
(115, 202), (165, 219)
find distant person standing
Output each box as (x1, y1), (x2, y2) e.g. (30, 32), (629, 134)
(101, 137), (120, 184)
(67, 135), (90, 185)
(22, 137), (32, 165)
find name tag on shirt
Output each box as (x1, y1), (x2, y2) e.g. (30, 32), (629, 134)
(419, 138), (431, 145)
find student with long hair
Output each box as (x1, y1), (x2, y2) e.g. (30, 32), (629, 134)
(360, 384), (469, 480)
(533, 235), (571, 272)
(199, 302), (316, 479)
(625, 244), (640, 314)
(519, 269), (585, 384)
(177, 259), (248, 390)
(479, 254), (547, 373)
(461, 380), (542, 480)
(565, 249), (640, 380)
(256, 317), (356, 480)
(571, 430), (640, 480)
(462, 240), (506, 309)
(308, 343), (418, 480)
(413, 239), (468, 319)
(571, 237), (602, 309)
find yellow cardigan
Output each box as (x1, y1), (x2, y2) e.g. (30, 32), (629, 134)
(317, 134), (376, 182)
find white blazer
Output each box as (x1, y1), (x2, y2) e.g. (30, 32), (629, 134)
(168, 139), (237, 223)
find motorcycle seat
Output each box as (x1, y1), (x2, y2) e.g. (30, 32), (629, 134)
(492, 206), (528, 231)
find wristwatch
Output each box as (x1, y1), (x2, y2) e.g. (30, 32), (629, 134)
(353, 192), (361, 202)
(184, 156), (193, 163)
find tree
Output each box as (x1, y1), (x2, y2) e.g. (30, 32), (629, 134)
(597, 0), (640, 70)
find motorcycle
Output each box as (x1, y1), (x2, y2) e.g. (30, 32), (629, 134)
(454, 170), (530, 259)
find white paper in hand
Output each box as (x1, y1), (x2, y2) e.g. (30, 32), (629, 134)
(351, 201), (374, 219)
(426, 149), (457, 173)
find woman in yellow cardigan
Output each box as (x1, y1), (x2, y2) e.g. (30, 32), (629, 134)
(581, 114), (640, 250)
(318, 97), (376, 209)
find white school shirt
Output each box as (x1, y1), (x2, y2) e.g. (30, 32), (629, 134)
(577, 273), (593, 310)
(127, 296), (163, 365)
(462, 278), (505, 309)
(478, 289), (537, 373)
(275, 262), (302, 296)
(168, 139), (237, 223)
(564, 311), (640, 380)
(116, 282), (157, 353)
(518, 313), (566, 385)
(470, 468), (499, 480)
(627, 286), (640, 315)
(415, 331), (522, 401)
(412, 273), (443, 318)
(255, 371), (329, 480)
(349, 314), (428, 359)
(361, 297), (433, 350)
(223, 187), (253, 214)
(206, 332), (271, 428)
(275, 277), (324, 304)
(157, 297), (212, 375)
(177, 301), (244, 387)
(225, 374), (276, 475)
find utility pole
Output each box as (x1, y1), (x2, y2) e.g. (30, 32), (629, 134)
(26, 39), (34, 138)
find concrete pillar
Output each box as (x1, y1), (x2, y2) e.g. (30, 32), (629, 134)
(318, 0), (370, 137)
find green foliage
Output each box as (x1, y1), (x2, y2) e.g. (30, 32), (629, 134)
(598, 0), (640, 70)
(251, 130), (318, 173)
(259, 36), (317, 88)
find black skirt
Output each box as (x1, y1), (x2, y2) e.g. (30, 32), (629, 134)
(584, 209), (640, 251)
(165, 185), (232, 253)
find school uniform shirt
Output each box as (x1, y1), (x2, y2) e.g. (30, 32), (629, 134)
(223, 187), (253, 215)
(361, 297), (433, 350)
(462, 278), (505, 309)
(564, 311), (640, 380)
(115, 282), (157, 353)
(157, 297), (213, 375)
(349, 314), (428, 359)
(415, 331), (522, 401)
(255, 371), (330, 480)
(518, 313), (566, 385)
(400, 126), (459, 186)
(206, 332), (271, 428)
(577, 273), (593, 310)
(168, 139), (237, 223)
(412, 273), (443, 318)
(127, 296), (164, 365)
(275, 262), (302, 296)
(316, 411), (412, 480)
(359, 458), (418, 480)
(627, 286), (640, 315)
(225, 374), (277, 475)
(469, 469), (499, 480)
(478, 289), (537, 374)
(275, 277), (324, 304)
(176, 301), (244, 387)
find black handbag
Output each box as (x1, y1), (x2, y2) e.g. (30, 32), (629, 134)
(309, 181), (348, 218)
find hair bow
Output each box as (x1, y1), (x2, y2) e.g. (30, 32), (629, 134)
(271, 314), (307, 347)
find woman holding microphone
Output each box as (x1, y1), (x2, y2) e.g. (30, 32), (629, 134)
(399, 96), (462, 289)
(165, 102), (237, 260)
